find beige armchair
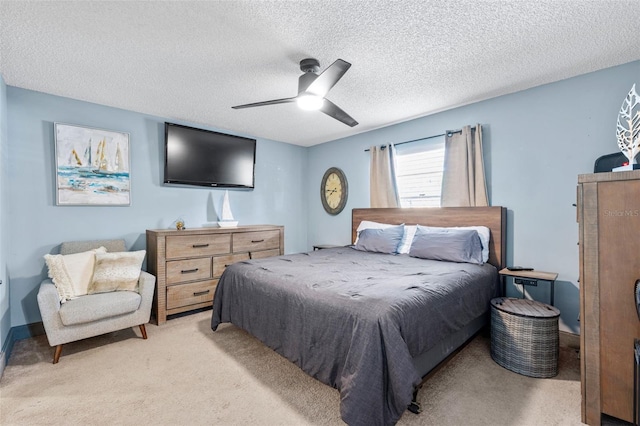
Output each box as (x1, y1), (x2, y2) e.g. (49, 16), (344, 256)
(37, 239), (155, 363)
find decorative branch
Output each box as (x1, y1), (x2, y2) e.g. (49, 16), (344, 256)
(616, 83), (640, 163)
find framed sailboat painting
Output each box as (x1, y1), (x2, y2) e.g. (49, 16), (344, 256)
(54, 123), (131, 206)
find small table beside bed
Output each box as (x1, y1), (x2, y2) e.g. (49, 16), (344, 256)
(211, 206), (507, 426)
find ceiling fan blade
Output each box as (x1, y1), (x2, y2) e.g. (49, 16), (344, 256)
(306, 59), (351, 97)
(320, 99), (358, 127)
(232, 97), (296, 109)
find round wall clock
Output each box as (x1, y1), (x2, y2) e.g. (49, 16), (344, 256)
(321, 167), (348, 215)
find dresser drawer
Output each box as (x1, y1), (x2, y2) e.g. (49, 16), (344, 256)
(166, 257), (212, 284)
(233, 230), (280, 253)
(166, 280), (217, 310)
(250, 249), (281, 260)
(213, 253), (250, 277)
(166, 234), (231, 259)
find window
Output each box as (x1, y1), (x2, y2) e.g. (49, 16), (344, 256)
(394, 137), (445, 208)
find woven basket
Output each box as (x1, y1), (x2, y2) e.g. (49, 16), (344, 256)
(490, 301), (559, 378)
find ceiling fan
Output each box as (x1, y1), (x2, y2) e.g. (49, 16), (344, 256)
(232, 58), (358, 127)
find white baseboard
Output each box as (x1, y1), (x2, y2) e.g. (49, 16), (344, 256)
(560, 330), (580, 349)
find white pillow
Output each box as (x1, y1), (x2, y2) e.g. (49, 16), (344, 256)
(409, 225), (491, 263)
(88, 250), (146, 294)
(398, 225), (417, 254)
(44, 247), (107, 303)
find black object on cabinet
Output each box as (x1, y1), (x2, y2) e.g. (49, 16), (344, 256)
(594, 152), (629, 173)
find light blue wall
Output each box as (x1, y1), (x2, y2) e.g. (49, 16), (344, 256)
(0, 75), (9, 355)
(5, 61), (640, 335)
(307, 60), (640, 334)
(6, 87), (308, 327)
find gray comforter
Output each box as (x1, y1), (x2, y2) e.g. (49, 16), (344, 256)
(211, 247), (498, 425)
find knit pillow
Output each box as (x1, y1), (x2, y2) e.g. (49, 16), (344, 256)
(88, 250), (146, 294)
(44, 247), (107, 303)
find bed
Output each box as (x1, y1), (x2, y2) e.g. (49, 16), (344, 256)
(211, 206), (506, 425)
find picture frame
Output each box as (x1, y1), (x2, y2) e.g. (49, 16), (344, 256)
(54, 123), (131, 206)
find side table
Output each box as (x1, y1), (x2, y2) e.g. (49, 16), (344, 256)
(312, 244), (343, 251)
(498, 268), (558, 306)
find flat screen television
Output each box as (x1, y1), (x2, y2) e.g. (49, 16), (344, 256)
(164, 122), (256, 189)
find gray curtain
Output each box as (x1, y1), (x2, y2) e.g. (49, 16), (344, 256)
(369, 145), (400, 208)
(441, 124), (488, 207)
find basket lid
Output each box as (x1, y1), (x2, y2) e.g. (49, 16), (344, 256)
(491, 297), (560, 318)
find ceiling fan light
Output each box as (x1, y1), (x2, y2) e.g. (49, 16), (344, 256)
(296, 94), (324, 111)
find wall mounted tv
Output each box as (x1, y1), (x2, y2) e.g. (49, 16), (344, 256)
(164, 122), (256, 189)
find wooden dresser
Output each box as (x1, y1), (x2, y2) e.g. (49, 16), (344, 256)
(146, 225), (284, 325)
(577, 170), (640, 424)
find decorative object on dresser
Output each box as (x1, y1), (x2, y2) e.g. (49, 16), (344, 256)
(173, 217), (186, 230)
(577, 170), (640, 425)
(146, 225), (283, 325)
(217, 190), (238, 228)
(614, 83), (640, 171)
(37, 239), (155, 363)
(490, 297), (560, 378)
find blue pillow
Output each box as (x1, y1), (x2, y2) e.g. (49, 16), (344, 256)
(354, 225), (404, 254)
(409, 226), (483, 264)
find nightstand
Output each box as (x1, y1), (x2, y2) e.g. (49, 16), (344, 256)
(498, 268), (558, 306)
(312, 244), (343, 251)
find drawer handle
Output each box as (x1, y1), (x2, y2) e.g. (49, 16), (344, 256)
(193, 290), (210, 297)
(181, 268), (199, 274)
(192, 244), (209, 248)
(251, 239), (264, 243)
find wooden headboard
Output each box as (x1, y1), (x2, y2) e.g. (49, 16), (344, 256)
(352, 207), (507, 270)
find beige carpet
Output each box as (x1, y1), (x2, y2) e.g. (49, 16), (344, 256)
(0, 310), (583, 425)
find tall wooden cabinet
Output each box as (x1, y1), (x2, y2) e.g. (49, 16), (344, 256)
(147, 225), (284, 325)
(578, 170), (640, 425)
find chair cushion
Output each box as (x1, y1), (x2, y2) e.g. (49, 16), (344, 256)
(88, 250), (146, 294)
(59, 291), (142, 326)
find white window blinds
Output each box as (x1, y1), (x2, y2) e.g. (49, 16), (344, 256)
(394, 136), (445, 208)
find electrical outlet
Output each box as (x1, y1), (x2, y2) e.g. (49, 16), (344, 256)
(514, 278), (538, 286)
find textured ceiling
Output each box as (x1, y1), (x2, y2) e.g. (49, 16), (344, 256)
(1, 1), (640, 147)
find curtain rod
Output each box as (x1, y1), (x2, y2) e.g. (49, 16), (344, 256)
(363, 129), (462, 152)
